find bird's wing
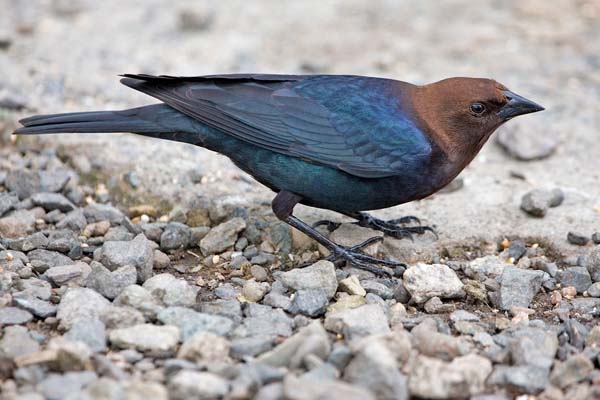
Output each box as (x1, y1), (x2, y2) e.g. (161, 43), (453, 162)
(120, 74), (432, 178)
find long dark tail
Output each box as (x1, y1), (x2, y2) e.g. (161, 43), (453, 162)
(14, 104), (177, 135)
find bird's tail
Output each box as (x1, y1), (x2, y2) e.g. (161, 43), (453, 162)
(13, 104), (174, 135)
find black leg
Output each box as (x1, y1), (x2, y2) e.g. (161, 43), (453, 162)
(272, 191), (403, 277)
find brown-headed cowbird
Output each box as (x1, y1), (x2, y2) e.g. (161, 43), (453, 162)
(15, 74), (544, 275)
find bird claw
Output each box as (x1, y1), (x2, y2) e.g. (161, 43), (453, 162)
(356, 214), (437, 240)
(324, 236), (405, 277)
(312, 220), (342, 232)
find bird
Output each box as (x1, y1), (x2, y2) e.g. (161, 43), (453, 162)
(14, 73), (544, 276)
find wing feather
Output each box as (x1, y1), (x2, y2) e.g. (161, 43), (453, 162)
(121, 74), (431, 178)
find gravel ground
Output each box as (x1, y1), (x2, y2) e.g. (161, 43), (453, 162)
(1, 1), (600, 399)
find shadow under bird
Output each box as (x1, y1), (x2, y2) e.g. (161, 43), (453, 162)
(14, 73), (544, 275)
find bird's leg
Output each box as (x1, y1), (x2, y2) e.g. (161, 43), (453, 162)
(272, 191), (403, 277)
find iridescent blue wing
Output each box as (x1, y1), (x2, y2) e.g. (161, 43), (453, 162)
(121, 74), (432, 178)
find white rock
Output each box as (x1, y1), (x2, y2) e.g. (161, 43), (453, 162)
(403, 263), (464, 304)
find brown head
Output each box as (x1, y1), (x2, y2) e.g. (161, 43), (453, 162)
(408, 77), (544, 174)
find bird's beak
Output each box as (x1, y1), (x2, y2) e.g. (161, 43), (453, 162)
(497, 90), (545, 120)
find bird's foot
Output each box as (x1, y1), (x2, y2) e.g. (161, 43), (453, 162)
(355, 213), (438, 241)
(324, 236), (405, 277)
(312, 219), (342, 232)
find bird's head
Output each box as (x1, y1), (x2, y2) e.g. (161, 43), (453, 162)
(410, 77), (544, 165)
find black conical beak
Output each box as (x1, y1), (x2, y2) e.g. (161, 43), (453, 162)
(497, 90), (545, 121)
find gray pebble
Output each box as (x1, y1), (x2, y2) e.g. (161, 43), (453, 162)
(0, 306), (34, 325)
(160, 222), (191, 250)
(290, 289), (329, 317)
(557, 267), (592, 293)
(13, 295), (57, 318)
(31, 192), (75, 212)
(567, 231), (589, 246)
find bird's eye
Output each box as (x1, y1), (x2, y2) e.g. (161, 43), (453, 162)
(470, 102), (486, 116)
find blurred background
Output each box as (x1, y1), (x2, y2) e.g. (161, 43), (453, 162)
(1, 0), (599, 250)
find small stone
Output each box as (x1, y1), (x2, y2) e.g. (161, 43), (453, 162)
(242, 279), (269, 303)
(250, 265), (268, 281)
(55, 209), (87, 233)
(0, 307), (33, 325)
(0, 192), (18, 217)
(157, 307), (234, 340)
(46, 229), (81, 256)
(178, 331), (231, 363)
(327, 295), (366, 314)
(56, 288), (111, 330)
(37, 371), (97, 400)
(28, 249), (74, 273)
(585, 245), (600, 282)
(31, 193), (75, 212)
(47, 337), (92, 371)
(283, 375), (374, 400)
(258, 321), (330, 368)
(592, 232), (600, 245)
(100, 305), (145, 329)
(508, 239), (527, 261)
(85, 262), (137, 300)
(0, 209), (37, 238)
(463, 255), (509, 281)
(280, 260), (338, 300)
(113, 285), (164, 320)
(109, 324), (180, 355)
(487, 365), (549, 394)
(5, 170), (42, 200)
(568, 231), (589, 246)
(339, 275), (366, 296)
(13, 295), (57, 318)
(168, 370), (228, 400)
(199, 217), (246, 255)
(83, 220), (111, 237)
(104, 226), (134, 242)
(561, 286), (578, 299)
(588, 282), (600, 297)
(550, 354), (594, 388)
(230, 337), (274, 359)
(409, 354), (492, 399)
(199, 299), (242, 322)
(424, 296), (455, 313)
(498, 266), (544, 310)
(412, 318), (469, 361)
(64, 318), (107, 352)
(403, 263), (464, 304)
(263, 292), (292, 311)
(84, 203), (124, 224)
(94, 234), (154, 283)
(344, 338), (408, 400)
(0, 326), (40, 359)
(43, 262), (91, 287)
(142, 273), (196, 307)
(290, 289), (329, 317)
(361, 280), (394, 299)
(153, 250), (170, 269)
(233, 308), (293, 339)
(160, 222), (191, 250)
(520, 189), (564, 217)
(557, 267), (592, 293)
(324, 304), (389, 342)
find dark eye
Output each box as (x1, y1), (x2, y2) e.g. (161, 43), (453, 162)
(470, 102), (486, 116)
